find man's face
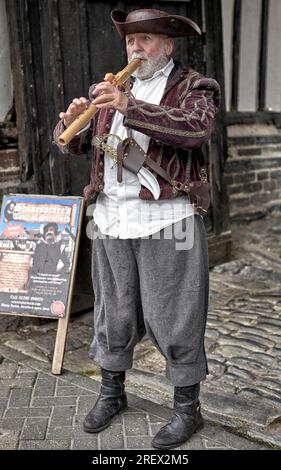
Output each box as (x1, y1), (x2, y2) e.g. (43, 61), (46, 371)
(126, 33), (173, 80)
(44, 226), (56, 244)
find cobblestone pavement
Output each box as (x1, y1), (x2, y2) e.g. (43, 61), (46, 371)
(0, 346), (266, 450)
(124, 212), (281, 448)
(0, 212), (280, 449)
(203, 211), (281, 447)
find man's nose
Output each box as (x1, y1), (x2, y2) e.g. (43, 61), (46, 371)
(130, 39), (143, 53)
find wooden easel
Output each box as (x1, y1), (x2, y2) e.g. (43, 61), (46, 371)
(0, 195), (85, 375)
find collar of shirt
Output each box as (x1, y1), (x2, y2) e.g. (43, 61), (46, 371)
(132, 58), (174, 84)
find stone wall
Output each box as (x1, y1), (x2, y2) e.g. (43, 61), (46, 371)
(225, 124), (281, 221)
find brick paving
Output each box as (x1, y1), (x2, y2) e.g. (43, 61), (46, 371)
(0, 345), (266, 450)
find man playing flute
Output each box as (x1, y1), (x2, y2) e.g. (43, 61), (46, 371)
(54, 8), (220, 449)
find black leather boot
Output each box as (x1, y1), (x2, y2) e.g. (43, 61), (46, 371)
(152, 383), (203, 449)
(83, 369), (127, 433)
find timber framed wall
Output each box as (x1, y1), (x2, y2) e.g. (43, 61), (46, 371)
(222, 0), (281, 220)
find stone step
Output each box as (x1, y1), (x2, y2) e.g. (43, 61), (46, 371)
(112, 361), (281, 447)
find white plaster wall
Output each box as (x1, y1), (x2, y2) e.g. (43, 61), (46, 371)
(0, 0), (13, 121)
(222, 0), (234, 111)
(266, 0), (281, 111)
(238, 0), (261, 111)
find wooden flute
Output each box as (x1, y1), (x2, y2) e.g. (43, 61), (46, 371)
(58, 58), (141, 146)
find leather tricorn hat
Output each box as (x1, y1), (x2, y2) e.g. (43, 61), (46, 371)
(111, 9), (201, 39)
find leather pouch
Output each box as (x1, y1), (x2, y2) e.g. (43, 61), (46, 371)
(117, 138), (146, 176)
(116, 137), (210, 214)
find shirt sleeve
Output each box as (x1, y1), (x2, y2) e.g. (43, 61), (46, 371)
(53, 119), (93, 155)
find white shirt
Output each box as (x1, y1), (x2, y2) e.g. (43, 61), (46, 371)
(93, 59), (194, 239)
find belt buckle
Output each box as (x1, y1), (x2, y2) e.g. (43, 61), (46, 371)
(172, 181), (190, 193)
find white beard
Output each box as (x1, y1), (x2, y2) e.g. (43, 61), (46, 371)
(130, 50), (169, 80)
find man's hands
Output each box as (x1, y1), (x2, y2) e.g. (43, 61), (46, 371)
(59, 97), (88, 128)
(91, 82), (128, 115)
(59, 82), (128, 127)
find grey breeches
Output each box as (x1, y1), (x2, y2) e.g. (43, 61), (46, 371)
(89, 215), (209, 386)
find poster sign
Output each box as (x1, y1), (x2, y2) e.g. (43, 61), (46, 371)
(0, 194), (84, 319)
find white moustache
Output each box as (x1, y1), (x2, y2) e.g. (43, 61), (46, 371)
(130, 54), (146, 61)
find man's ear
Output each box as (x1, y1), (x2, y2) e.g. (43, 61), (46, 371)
(165, 37), (174, 57)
